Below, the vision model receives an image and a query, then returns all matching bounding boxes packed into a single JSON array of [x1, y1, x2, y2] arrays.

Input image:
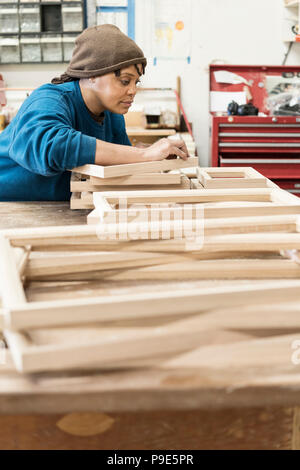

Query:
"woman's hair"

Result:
[[114, 63, 145, 77], [52, 63, 145, 85]]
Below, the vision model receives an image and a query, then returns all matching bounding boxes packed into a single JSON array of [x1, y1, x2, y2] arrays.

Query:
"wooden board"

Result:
[[1, 316, 239, 373], [71, 176, 191, 194], [96, 259, 300, 281], [81, 172, 182, 187], [24, 251, 184, 280], [3, 219, 300, 249], [99, 188, 273, 204], [87, 213, 300, 237], [5, 280, 300, 331]]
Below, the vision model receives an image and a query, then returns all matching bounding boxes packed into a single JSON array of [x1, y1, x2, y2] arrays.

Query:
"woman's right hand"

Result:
[[142, 138, 189, 161]]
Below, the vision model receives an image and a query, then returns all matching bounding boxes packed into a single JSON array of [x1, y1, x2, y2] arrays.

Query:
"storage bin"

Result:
[[20, 36, 41, 62], [62, 5, 83, 32], [19, 6, 40, 32], [41, 36, 62, 62], [0, 37, 20, 63], [0, 7, 19, 33], [62, 35, 76, 61]]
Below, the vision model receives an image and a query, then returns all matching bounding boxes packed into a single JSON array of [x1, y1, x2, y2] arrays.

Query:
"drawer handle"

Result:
[[219, 143, 300, 148], [220, 158, 300, 164], [219, 133, 300, 137]]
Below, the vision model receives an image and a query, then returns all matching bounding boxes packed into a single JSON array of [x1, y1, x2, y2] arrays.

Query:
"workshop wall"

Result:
[[1, 0, 300, 165]]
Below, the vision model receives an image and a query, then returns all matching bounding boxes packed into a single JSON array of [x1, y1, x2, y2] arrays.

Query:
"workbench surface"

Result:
[[0, 202, 89, 229], [0, 202, 299, 449]]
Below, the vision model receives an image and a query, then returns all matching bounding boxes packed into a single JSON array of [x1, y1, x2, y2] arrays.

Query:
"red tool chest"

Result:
[[210, 65, 300, 195]]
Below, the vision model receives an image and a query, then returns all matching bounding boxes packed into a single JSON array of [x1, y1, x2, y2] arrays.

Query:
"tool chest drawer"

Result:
[[212, 117, 300, 185]]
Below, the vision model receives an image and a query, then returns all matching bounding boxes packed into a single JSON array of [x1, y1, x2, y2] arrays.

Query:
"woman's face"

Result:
[[89, 64, 142, 114]]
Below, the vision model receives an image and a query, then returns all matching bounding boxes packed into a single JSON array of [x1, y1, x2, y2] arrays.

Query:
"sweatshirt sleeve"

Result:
[[8, 95, 96, 177], [110, 113, 132, 147]]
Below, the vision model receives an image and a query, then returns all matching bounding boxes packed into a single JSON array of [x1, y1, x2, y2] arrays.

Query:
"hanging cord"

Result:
[[173, 89, 194, 138], [282, 41, 294, 66]]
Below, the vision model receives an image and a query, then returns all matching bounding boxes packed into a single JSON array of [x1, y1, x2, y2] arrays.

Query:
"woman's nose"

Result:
[[127, 83, 137, 96]]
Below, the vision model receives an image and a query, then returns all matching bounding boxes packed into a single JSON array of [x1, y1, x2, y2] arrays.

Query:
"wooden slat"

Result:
[[202, 232, 300, 252], [71, 176, 187, 192], [3, 219, 300, 248], [83, 199, 300, 217], [100, 188, 273, 204], [6, 280, 300, 330], [0, 316, 237, 373], [87, 214, 299, 237], [24, 251, 183, 279], [161, 333, 300, 371], [89, 173, 182, 186], [99, 259, 300, 281], [0, 236, 31, 371]]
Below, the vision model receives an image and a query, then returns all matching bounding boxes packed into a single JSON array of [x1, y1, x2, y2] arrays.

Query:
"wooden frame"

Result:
[[1, 234, 300, 373], [197, 167, 268, 189], [86, 187, 300, 221], [3, 235, 300, 373], [76, 187, 282, 210], [72, 157, 198, 179], [3, 224, 300, 331]]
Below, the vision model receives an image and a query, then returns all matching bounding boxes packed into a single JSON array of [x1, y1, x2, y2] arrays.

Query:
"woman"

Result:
[[0, 24, 189, 201]]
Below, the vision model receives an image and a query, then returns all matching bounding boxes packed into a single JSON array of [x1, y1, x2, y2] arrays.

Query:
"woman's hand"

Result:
[[142, 138, 189, 161]]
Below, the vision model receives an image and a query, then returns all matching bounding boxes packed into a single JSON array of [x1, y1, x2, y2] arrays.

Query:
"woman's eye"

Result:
[[121, 81, 130, 86]]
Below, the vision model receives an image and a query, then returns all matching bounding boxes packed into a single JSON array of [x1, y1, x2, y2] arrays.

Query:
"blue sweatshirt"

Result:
[[0, 80, 131, 201]]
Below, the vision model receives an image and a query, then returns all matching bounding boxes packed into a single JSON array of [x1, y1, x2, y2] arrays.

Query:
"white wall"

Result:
[[136, 0, 300, 165], [1, 0, 300, 165]]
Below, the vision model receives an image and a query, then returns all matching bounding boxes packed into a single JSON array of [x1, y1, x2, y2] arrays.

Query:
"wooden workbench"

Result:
[[0, 201, 299, 450]]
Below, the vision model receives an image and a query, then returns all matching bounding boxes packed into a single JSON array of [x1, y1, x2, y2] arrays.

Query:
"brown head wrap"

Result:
[[52, 24, 147, 84]]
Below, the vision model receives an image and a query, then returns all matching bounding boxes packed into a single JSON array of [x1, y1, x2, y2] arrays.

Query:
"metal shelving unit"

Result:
[[0, 0, 86, 63]]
